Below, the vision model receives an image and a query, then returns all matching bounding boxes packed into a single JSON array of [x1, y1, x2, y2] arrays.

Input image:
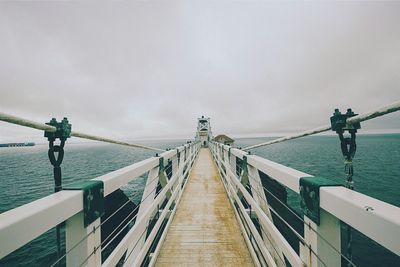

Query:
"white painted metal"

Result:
[[158, 149, 177, 161], [132, 160, 192, 267], [171, 153, 179, 177], [229, 149, 237, 178], [0, 142, 200, 266], [123, 148, 187, 266], [320, 186, 400, 255], [230, 147, 248, 159], [224, 173, 278, 267], [94, 157, 158, 196], [178, 147, 185, 177], [229, 196, 263, 267], [210, 141, 400, 267], [0, 190, 82, 259], [170, 152, 180, 191], [300, 211, 341, 267], [223, 147, 229, 167], [3, 134, 400, 266], [248, 165, 286, 267], [146, 160, 196, 267], [124, 166, 160, 266], [65, 213, 101, 267], [224, 161, 303, 267], [247, 154, 310, 193], [210, 146, 263, 267], [102, 147, 198, 266], [211, 142, 303, 265]]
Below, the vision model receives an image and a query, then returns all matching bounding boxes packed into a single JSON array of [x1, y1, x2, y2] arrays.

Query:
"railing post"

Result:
[[247, 165, 285, 267], [223, 147, 229, 170], [301, 211, 341, 267], [229, 148, 236, 176], [64, 180, 104, 267], [216, 144, 222, 170], [300, 177, 342, 266], [124, 165, 160, 265], [171, 153, 179, 190], [172, 153, 179, 175], [178, 149, 185, 178], [65, 214, 101, 267]]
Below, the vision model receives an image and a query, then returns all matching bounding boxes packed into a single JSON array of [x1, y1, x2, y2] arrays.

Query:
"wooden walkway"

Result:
[[155, 148, 254, 267]]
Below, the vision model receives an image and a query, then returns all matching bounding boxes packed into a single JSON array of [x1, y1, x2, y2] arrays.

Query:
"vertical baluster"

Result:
[[301, 210, 341, 266], [124, 165, 160, 266], [65, 214, 101, 267]]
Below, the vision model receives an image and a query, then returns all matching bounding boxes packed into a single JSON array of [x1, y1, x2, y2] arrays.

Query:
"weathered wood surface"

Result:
[[155, 148, 254, 267]]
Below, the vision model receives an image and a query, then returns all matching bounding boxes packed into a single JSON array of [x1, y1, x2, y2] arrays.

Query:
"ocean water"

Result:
[[0, 135, 399, 266]]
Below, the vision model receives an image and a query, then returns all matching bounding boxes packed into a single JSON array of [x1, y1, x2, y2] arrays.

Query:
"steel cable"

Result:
[[0, 112, 165, 152], [243, 100, 400, 151]]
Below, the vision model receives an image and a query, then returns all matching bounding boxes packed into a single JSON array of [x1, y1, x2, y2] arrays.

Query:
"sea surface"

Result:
[[0, 135, 399, 266]]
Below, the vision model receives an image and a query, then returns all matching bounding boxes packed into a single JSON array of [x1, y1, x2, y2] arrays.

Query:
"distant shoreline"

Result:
[[0, 142, 35, 148]]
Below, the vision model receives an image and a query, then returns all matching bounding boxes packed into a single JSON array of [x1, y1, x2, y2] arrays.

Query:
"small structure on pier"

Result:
[[195, 116, 212, 147], [214, 134, 234, 146]]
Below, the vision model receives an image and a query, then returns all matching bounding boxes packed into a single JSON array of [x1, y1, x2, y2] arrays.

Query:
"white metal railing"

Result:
[[0, 141, 201, 266], [209, 141, 400, 267]]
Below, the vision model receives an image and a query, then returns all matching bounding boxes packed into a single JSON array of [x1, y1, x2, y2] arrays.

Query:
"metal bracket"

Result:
[[330, 108, 361, 134], [64, 180, 104, 227], [299, 177, 342, 225], [44, 117, 72, 141]]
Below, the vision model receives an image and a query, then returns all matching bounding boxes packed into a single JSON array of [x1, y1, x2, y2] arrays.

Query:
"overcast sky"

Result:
[[0, 1, 399, 143]]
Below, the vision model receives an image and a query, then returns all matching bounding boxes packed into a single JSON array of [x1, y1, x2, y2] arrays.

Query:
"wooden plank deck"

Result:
[[155, 148, 254, 267]]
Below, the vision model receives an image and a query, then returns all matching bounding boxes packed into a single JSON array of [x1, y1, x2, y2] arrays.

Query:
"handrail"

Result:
[[0, 190, 83, 259], [0, 142, 200, 264], [102, 149, 194, 266], [210, 142, 400, 265]]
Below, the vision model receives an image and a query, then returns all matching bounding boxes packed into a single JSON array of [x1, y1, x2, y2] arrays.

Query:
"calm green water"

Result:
[[0, 135, 399, 266]]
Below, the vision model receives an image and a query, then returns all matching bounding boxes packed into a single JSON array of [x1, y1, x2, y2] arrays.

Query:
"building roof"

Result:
[[214, 134, 234, 142]]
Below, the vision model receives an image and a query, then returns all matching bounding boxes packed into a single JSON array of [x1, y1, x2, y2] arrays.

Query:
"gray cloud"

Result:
[[0, 1, 399, 143]]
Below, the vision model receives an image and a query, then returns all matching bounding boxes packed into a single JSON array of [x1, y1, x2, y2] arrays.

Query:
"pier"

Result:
[[155, 148, 253, 266], [1, 103, 400, 266]]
